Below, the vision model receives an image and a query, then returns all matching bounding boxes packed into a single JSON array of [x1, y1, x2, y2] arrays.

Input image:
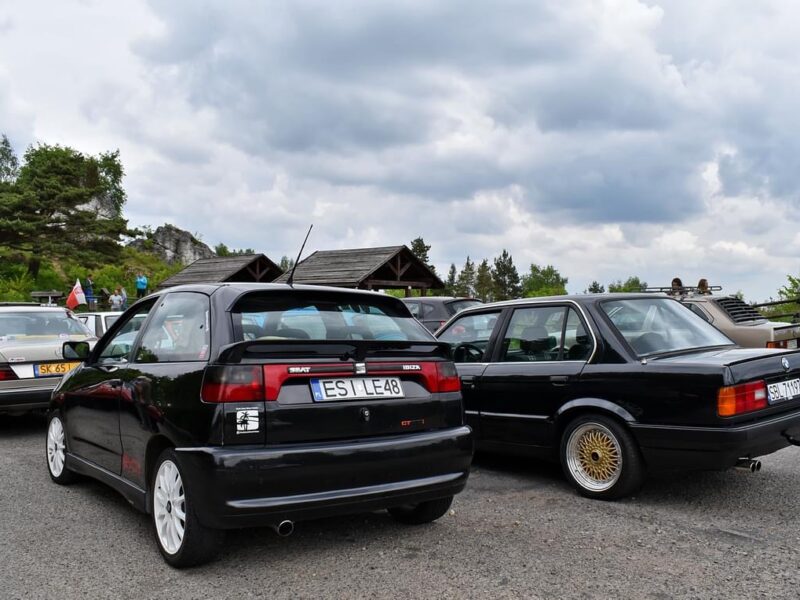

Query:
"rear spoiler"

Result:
[[217, 339, 452, 363]]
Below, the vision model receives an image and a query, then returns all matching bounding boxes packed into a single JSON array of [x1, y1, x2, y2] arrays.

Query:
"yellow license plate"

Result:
[[34, 362, 80, 377]]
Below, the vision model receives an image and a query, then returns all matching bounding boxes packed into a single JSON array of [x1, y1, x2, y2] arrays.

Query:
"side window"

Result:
[[421, 303, 437, 318], [564, 308, 593, 361], [501, 306, 566, 362], [405, 302, 420, 318], [96, 302, 155, 363], [135, 293, 210, 363], [687, 303, 711, 323], [438, 311, 502, 363]]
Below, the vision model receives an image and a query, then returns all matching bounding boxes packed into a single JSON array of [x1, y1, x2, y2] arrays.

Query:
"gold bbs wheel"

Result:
[[565, 422, 622, 492]]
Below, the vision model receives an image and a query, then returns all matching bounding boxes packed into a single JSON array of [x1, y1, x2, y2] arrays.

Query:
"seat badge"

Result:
[[354, 362, 367, 375], [235, 410, 259, 434], [782, 357, 790, 371]]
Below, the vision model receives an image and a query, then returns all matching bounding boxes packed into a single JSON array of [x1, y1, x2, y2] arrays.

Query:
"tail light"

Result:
[[0, 364, 18, 381], [201, 366, 264, 402], [418, 361, 461, 393], [718, 380, 767, 417], [767, 341, 788, 349]]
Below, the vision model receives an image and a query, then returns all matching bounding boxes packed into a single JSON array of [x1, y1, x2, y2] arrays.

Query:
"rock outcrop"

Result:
[[128, 224, 215, 265]]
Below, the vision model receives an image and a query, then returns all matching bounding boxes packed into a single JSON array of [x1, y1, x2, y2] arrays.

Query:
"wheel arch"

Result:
[[554, 398, 636, 435], [144, 434, 175, 511]]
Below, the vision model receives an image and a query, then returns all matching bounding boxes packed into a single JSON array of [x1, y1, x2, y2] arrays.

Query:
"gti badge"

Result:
[[235, 409, 259, 434], [354, 362, 367, 375], [782, 357, 790, 371]]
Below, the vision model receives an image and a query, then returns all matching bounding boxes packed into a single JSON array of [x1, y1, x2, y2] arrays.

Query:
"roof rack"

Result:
[[643, 285, 723, 296]]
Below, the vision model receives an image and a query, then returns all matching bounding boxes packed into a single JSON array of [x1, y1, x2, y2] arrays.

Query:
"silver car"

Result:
[[76, 311, 123, 337], [0, 303, 96, 414]]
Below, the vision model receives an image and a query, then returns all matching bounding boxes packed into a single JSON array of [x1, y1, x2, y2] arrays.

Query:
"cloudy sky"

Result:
[[2, 0, 799, 300]]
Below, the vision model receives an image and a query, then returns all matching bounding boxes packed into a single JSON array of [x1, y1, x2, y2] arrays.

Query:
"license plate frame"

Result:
[[310, 377, 404, 402], [33, 362, 80, 378], [767, 377, 800, 404]]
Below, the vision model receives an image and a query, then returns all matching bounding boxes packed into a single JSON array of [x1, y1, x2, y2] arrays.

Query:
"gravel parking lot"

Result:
[[2, 414, 800, 600]]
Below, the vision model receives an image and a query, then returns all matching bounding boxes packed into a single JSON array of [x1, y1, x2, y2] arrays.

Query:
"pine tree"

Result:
[[445, 263, 457, 296], [521, 264, 568, 297], [586, 281, 605, 293], [0, 134, 19, 183], [455, 256, 476, 297], [492, 250, 521, 300], [409, 237, 434, 273], [608, 276, 647, 292], [474, 259, 493, 302]]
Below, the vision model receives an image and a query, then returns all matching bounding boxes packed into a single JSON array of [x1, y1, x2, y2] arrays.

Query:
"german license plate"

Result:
[[310, 377, 404, 401], [34, 362, 80, 377], [767, 378, 800, 404]]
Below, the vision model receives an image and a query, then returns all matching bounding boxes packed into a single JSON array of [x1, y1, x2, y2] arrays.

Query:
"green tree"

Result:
[[215, 242, 231, 256], [474, 259, 493, 302], [444, 263, 457, 296], [586, 280, 605, 293], [0, 134, 19, 183], [280, 255, 295, 272], [409, 237, 436, 274], [492, 250, 521, 300], [454, 256, 476, 297], [608, 276, 647, 292], [2, 143, 130, 278], [521, 264, 568, 297]]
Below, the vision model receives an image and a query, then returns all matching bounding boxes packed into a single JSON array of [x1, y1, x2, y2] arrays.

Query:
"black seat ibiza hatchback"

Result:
[[45, 284, 472, 566]]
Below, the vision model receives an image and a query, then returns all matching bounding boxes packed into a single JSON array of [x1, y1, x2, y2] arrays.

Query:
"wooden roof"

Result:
[[157, 254, 283, 289], [273, 245, 443, 290]]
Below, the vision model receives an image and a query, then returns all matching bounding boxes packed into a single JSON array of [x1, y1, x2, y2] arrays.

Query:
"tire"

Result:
[[46, 413, 76, 485], [560, 414, 644, 500], [151, 449, 224, 568], [388, 496, 454, 525]]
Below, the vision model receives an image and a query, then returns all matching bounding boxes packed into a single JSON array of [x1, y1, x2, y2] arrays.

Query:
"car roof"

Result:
[[451, 293, 671, 315], [400, 297, 479, 304], [156, 282, 409, 299], [0, 305, 69, 314]]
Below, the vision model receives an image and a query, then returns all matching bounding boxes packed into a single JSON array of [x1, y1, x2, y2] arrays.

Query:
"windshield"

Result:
[[0, 311, 93, 339], [233, 291, 433, 342], [601, 297, 734, 356]]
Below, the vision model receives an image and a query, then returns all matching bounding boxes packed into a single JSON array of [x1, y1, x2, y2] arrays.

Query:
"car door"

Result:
[[117, 292, 212, 489], [477, 304, 593, 450], [62, 300, 156, 473], [436, 309, 504, 437]]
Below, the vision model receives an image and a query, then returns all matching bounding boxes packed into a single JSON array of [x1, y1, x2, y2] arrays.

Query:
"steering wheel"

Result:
[[453, 343, 484, 363]]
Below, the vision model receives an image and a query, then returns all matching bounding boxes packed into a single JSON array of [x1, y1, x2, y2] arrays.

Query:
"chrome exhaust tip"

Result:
[[274, 520, 294, 537], [735, 458, 761, 473]]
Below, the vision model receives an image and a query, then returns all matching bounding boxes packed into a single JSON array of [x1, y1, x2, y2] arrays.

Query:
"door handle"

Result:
[[550, 375, 569, 386], [461, 376, 476, 389], [99, 365, 120, 373]]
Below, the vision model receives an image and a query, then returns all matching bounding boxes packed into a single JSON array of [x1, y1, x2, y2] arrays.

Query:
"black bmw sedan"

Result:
[[45, 284, 472, 567], [435, 293, 800, 500]]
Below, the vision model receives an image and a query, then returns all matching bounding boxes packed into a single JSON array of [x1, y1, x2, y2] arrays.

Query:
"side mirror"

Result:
[[63, 341, 91, 361]]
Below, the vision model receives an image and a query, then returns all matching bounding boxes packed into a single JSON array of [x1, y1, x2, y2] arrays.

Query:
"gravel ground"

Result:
[[2, 413, 800, 599]]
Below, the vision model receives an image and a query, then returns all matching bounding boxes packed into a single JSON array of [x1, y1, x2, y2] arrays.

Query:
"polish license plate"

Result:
[[34, 362, 80, 377], [767, 378, 800, 404], [310, 377, 404, 401]]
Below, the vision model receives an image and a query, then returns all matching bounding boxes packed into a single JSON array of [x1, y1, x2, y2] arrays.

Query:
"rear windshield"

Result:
[[601, 297, 733, 356], [232, 291, 433, 342], [0, 311, 93, 339], [447, 299, 482, 315]]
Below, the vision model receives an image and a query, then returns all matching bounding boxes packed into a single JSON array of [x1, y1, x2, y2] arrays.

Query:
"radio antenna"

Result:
[[286, 224, 313, 287]]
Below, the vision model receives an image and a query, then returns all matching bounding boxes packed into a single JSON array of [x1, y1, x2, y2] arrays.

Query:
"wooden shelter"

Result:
[[157, 254, 282, 289], [274, 245, 443, 296]]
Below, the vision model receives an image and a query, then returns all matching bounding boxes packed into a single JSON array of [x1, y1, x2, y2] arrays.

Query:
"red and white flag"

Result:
[[66, 278, 86, 310]]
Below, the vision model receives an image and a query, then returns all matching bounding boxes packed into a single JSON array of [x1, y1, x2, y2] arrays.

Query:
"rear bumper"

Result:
[[631, 410, 800, 470], [0, 385, 54, 412], [175, 426, 474, 529]]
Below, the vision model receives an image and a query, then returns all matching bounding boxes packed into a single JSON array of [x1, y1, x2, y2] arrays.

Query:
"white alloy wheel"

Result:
[[47, 417, 66, 477], [154, 459, 186, 555]]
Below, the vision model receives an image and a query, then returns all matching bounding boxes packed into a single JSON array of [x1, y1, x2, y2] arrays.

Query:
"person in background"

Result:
[[84, 274, 95, 310], [120, 286, 129, 310], [670, 277, 684, 296], [136, 273, 148, 299], [697, 278, 712, 295], [109, 287, 124, 311]]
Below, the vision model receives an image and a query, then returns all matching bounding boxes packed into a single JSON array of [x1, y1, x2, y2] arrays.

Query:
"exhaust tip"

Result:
[[753, 460, 762, 472], [735, 458, 761, 473], [276, 520, 294, 537]]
